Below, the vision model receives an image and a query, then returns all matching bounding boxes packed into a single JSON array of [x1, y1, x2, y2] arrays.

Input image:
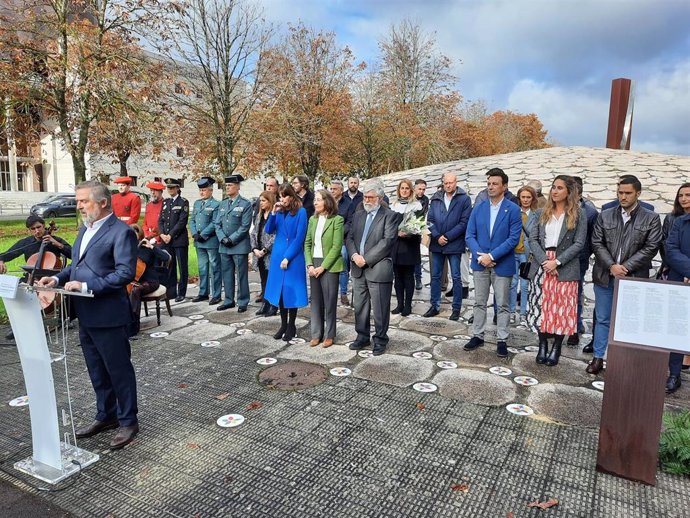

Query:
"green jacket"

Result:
[[304, 214, 345, 272]]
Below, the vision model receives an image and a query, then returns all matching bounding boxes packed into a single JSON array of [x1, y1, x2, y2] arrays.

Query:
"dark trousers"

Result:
[[669, 353, 684, 377], [258, 258, 268, 298], [79, 325, 138, 426], [164, 245, 188, 298], [394, 264, 416, 310], [128, 280, 159, 336], [352, 276, 392, 347], [309, 258, 339, 340]]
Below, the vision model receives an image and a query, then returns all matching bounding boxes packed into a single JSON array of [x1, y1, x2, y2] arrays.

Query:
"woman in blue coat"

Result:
[[264, 183, 308, 341], [664, 182, 690, 394]]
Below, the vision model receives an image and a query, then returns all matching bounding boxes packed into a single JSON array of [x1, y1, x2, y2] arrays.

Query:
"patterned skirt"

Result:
[[526, 250, 578, 335]]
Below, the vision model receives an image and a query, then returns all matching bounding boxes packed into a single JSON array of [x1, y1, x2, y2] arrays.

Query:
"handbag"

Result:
[[519, 259, 531, 280]]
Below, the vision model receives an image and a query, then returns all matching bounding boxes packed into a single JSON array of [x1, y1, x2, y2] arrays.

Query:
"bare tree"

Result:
[[157, 0, 273, 179]]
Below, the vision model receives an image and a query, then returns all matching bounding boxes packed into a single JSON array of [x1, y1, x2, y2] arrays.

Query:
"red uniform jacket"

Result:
[[143, 199, 163, 242], [112, 191, 141, 225]]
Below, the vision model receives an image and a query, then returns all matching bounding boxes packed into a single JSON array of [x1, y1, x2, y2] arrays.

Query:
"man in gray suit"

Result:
[[346, 180, 400, 355]]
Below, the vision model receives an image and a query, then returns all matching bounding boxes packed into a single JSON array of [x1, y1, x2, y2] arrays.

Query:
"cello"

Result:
[[24, 221, 64, 311]]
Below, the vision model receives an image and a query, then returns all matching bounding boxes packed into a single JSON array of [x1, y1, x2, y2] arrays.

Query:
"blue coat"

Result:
[[263, 208, 308, 308], [190, 197, 220, 249], [665, 214, 690, 282], [466, 198, 522, 276], [56, 214, 137, 327], [427, 188, 472, 254]]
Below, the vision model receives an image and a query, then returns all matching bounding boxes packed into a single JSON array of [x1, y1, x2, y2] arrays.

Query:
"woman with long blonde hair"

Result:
[[526, 175, 587, 366]]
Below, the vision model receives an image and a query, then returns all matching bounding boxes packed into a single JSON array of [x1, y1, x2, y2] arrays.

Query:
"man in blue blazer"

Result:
[[464, 168, 522, 357], [39, 181, 139, 449]]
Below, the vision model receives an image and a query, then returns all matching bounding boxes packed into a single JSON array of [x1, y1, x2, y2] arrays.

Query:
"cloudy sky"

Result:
[[261, 0, 689, 156]]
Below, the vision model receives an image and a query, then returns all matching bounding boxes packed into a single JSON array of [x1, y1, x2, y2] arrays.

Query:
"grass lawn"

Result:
[[0, 217, 199, 323]]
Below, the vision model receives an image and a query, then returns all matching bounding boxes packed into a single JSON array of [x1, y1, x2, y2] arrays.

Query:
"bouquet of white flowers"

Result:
[[398, 211, 429, 236]]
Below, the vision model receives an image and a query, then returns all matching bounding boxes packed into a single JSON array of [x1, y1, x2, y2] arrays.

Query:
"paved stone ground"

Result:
[[1, 269, 689, 517]]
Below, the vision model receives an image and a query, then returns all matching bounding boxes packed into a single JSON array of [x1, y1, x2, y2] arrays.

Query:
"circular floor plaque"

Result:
[[258, 361, 328, 390], [524, 346, 539, 352], [194, 320, 210, 325], [236, 329, 253, 335], [506, 403, 534, 416], [150, 332, 169, 338], [201, 341, 220, 348], [489, 366, 513, 377], [9, 396, 29, 407], [188, 314, 205, 320], [412, 351, 433, 360], [217, 414, 245, 427], [329, 367, 352, 377], [436, 361, 458, 369], [358, 350, 374, 358], [256, 357, 277, 365], [429, 335, 448, 342], [513, 376, 539, 386], [412, 382, 438, 393], [507, 347, 522, 354], [289, 338, 306, 345]]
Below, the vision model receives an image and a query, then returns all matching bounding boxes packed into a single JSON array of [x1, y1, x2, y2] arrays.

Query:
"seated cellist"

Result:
[[128, 224, 171, 336], [0, 215, 72, 275]]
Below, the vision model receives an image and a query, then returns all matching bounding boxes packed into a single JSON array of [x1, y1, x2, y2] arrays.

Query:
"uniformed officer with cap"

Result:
[[112, 176, 141, 225], [159, 178, 190, 302], [215, 174, 252, 311], [190, 176, 222, 305]]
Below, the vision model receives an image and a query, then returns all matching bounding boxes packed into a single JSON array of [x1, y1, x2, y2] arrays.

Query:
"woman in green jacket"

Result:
[[305, 190, 345, 347]]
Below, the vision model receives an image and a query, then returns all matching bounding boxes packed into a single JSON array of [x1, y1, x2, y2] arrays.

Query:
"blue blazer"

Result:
[[56, 214, 137, 328], [466, 198, 522, 276], [666, 214, 690, 282]]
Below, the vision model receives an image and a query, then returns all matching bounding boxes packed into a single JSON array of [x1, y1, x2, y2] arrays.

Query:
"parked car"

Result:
[[30, 195, 77, 218]]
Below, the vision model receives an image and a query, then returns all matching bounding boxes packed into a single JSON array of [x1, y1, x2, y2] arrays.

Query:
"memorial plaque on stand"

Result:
[[597, 278, 690, 485]]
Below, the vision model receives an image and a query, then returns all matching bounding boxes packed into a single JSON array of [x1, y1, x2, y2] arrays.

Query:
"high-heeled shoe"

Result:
[[391, 306, 402, 315], [282, 324, 296, 342], [265, 305, 278, 317], [401, 306, 412, 316]]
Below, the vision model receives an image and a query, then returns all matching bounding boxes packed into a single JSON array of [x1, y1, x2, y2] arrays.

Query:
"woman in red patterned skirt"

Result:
[[526, 175, 587, 366]]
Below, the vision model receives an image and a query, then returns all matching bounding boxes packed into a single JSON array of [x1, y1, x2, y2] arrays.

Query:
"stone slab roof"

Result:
[[380, 146, 690, 213]]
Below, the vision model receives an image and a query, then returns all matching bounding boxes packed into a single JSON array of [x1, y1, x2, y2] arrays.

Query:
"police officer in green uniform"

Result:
[[190, 176, 222, 305], [215, 174, 253, 311], [159, 178, 190, 302]]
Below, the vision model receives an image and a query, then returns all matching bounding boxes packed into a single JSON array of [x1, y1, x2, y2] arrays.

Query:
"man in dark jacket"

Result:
[[424, 173, 472, 321], [159, 178, 190, 302], [587, 176, 662, 374], [601, 175, 655, 212], [292, 175, 315, 218], [330, 179, 355, 305]]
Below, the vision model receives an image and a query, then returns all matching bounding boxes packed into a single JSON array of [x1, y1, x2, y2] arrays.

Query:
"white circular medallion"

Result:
[[358, 350, 374, 358], [592, 381, 605, 391], [436, 361, 457, 369], [489, 366, 513, 377], [233, 322, 246, 327], [194, 319, 210, 325], [329, 367, 352, 377], [513, 376, 539, 386], [188, 314, 205, 320], [524, 345, 539, 352], [236, 329, 253, 335], [150, 332, 169, 338], [453, 335, 471, 340], [507, 347, 522, 354], [429, 335, 448, 342], [9, 395, 29, 407], [413, 382, 438, 393], [289, 338, 306, 345], [201, 341, 220, 348], [256, 357, 277, 365], [216, 414, 245, 428], [506, 403, 534, 416], [412, 351, 433, 360]]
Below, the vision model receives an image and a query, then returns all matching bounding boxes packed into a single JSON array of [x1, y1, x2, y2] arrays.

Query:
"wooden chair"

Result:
[[141, 253, 173, 326]]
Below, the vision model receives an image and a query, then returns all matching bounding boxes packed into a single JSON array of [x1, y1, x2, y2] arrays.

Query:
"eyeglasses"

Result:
[[363, 195, 379, 201]]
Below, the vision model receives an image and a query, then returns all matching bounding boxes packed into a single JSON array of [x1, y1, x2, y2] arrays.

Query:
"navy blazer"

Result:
[[466, 198, 522, 276], [56, 214, 137, 328]]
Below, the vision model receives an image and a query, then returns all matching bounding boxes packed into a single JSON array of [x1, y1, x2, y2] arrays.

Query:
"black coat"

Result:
[[159, 195, 190, 247], [300, 190, 315, 219]]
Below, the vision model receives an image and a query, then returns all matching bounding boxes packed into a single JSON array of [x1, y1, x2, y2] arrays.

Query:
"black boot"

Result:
[[274, 306, 288, 339], [536, 332, 548, 364], [282, 308, 297, 341], [546, 335, 564, 366], [256, 301, 268, 316], [265, 304, 278, 317]]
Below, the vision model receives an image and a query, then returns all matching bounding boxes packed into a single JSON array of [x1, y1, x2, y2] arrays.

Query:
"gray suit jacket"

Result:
[[346, 206, 400, 283], [527, 209, 587, 282]]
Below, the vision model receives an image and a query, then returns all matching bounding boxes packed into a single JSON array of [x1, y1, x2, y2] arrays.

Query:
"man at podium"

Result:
[[39, 180, 140, 450]]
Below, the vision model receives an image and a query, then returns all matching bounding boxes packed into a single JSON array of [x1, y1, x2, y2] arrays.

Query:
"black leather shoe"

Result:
[[446, 288, 454, 297], [109, 424, 139, 450], [567, 333, 579, 346], [449, 310, 460, 321], [191, 295, 208, 303], [372, 344, 386, 356], [401, 306, 412, 317], [256, 302, 268, 316], [666, 375, 681, 394], [391, 306, 402, 315], [282, 324, 296, 341], [496, 341, 508, 358], [462, 287, 469, 299], [265, 305, 278, 317], [349, 340, 371, 350], [75, 419, 119, 439], [238, 306, 247, 313], [586, 357, 604, 374], [209, 296, 222, 305], [582, 340, 594, 354], [415, 279, 423, 290], [536, 332, 548, 364], [463, 337, 485, 351], [174, 296, 185, 303], [217, 302, 236, 311], [423, 307, 440, 318]]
